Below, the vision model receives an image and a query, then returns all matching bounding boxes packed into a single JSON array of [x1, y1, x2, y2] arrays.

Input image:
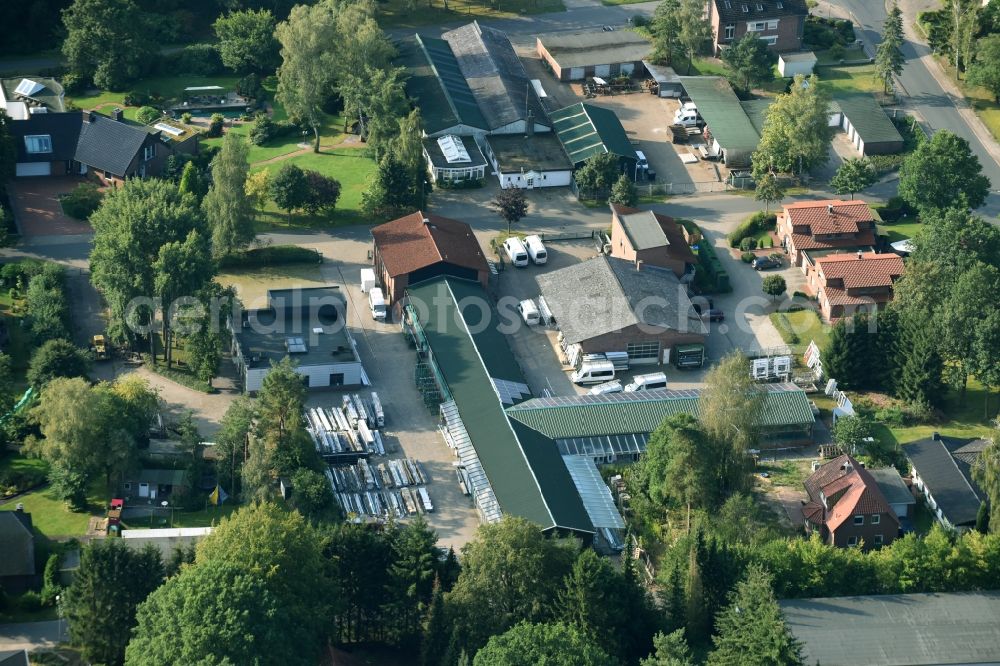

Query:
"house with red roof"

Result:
[[806, 251, 905, 322], [777, 200, 878, 269], [802, 455, 900, 550]]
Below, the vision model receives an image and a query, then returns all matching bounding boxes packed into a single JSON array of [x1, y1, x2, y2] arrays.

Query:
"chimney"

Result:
[[932, 431, 940, 441], [857, 250, 863, 260], [112, 108, 124, 122], [525, 109, 535, 137], [827, 204, 834, 215], [635, 259, 644, 272], [85, 110, 97, 123]]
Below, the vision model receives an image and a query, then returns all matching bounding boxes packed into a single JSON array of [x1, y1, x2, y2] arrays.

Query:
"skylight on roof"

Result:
[[285, 337, 308, 354], [437, 135, 471, 163], [153, 122, 184, 137], [14, 79, 44, 97]]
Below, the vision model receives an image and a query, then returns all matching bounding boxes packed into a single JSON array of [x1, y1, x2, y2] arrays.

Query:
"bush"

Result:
[[868, 154, 906, 175], [171, 43, 225, 76], [61, 72, 87, 95], [828, 43, 846, 61], [219, 245, 321, 268], [728, 211, 776, 247], [632, 14, 650, 27], [874, 406, 910, 427], [696, 238, 732, 293], [878, 195, 915, 223], [134, 106, 160, 125], [123, 90, 150, 107], [181, 112, 192, 124], [739, 237, 757, 251], [804, 16, 855, 49], [741, 251, 755, 263], [17, 591, 42, 612], [0, 464, 47, 497], [207, 113, 225, 138], [236, 73, 263, 99], [248, 113, 275, 145], [60, 183, 103, 221]]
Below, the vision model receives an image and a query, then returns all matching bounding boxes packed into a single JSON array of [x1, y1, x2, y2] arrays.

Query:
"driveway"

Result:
[[7, 177, 93, 237], [0, 620, 67, 652]]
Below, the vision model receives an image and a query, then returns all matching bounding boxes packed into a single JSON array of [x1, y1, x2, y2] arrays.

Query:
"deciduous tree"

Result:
[[652, 0, 684, 66], [268, 163, 310, 219], [698, 353, 761, 495], [723, 33, 777, 92], [610, 173, 638, 206], [203, 132, 255, 257], [574, 152, 621, 197], [214, 9, 280, 74], [153, 230, 214, 367], [64, 539, 163, 666], [473, 621, 611, 666], [677, 0, 713, 73], [62, 0, 154, 89], [762, 273, 786, 300], [967, 35, 1000, 103], [275, 3, 337, 152], [26, 339, 89, 388], [490, 188, 529, 236], [831, 158, 877, 199], [898, 130, 990, 213], [973, 436, 1000, 533], [754, 75, 832, 175]]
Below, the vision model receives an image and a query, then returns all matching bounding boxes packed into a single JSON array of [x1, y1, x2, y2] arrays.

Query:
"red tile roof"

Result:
[[784, 199, 875, 235], [803, 455, 899, 533], [817, 252, 904, 289], [371, 211, 488, 278], [610, 203, 696, 263], [789, 229, 877, 251]]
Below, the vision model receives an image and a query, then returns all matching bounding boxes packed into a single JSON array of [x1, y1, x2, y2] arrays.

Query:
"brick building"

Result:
[[609, 203, 697, 281], [803, 455, 900, 550], [708, 0, 809, 55], [807, 251, 904, 322], [777, 200, 878, 267]]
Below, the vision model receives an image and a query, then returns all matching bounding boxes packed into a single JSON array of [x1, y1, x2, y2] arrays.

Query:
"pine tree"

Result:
[[896, 318, 945, 408], [685, 533, 710, 643], [609, 173, 638, 206], [421, 578, 450, 666], [874, 2, 905, 94], [707, 565, 803, 666], [438, 546, 461, 592], [178, 161, 207, 201], [389, 515, 439, 646]]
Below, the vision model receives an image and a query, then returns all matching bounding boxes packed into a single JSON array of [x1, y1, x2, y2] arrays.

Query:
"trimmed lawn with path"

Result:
[[770, 308, 831, 351]]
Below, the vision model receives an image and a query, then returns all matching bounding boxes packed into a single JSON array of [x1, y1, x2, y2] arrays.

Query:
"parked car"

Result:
[[517, 299, 540, 326], [588, 380, 623, 395], [752, 256, 781, 271]]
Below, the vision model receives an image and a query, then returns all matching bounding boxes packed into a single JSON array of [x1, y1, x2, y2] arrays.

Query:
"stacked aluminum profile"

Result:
[[328, 457, 434, 519]]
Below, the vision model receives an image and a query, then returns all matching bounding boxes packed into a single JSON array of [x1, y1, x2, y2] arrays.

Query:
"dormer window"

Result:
[[756, 2, 763, 9], [24, 135, 52, 154], [143, 144, 156, 161], [776, 1, 783, 6], [742, 4, 749, 11]]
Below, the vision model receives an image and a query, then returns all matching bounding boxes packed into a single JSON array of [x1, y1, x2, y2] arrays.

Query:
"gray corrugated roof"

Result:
[[781, 592, 1000, 666], [537, 30, 652, 69], [410, 34, 489, 133], [867, 467, 914, 507], [536, 255, 705, 345], [75, 114, 153, 176], [443, 22, 548, 131], [619, 211, 668, 250], [836, 93, 904, 147], [905, 436, 983, 527]]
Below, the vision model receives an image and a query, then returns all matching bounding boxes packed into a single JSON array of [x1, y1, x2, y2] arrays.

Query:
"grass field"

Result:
[[67, 75, 242, 111], [770, 309, 831, 351], [252, 148, 378, 229], [217, 264, 325, 309], [890, 379, 996, 446], [377, 0, 563, 27], [756, 458, 812, 487], [0, 480, 106, 540], [817, 63, 881, 95], [878, 218, 921, 244]]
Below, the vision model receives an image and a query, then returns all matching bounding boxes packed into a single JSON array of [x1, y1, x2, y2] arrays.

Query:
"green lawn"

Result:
[[0, 480, 106, 540], [814, 45, 868, 65], [889, 379, 996, 446], [817, 63, 882, 95], [252, 148, 378, 229], [930, 57, 1000, 142], [377, 0, 564, 28], [769, 309, 831, 351], [67, 75, 242, 111], [689, 57, 729, 78], [878, 217, 921, 244], [756, 458, 812, 487]]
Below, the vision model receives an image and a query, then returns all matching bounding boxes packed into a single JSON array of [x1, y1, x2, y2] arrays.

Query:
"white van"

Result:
[[589, 379, 623, 395], [503, 237, 529, 267], [369, 287, 387, 321], [571, 360, 616, 385], [360, 268, 377, 293], [517, 299, 541, 326], [523, 235, 547, 265], [673, 102, 700, 127], [624, 372, 668, 392]]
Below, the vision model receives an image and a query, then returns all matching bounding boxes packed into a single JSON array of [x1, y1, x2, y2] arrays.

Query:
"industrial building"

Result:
[[550, 102, 638, 173], [230, 287, 366, 393], [537, 255, 707, 367], [535, 30, 652, 81], [483, 133, 574, 189]]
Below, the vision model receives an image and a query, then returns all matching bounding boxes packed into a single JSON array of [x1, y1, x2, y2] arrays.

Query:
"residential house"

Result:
[[802, 454, 900, 549], [537, 255, 707, 367], [371, 211, 490, 313], [535, 30, 651, 81], [0, 510, 36, 593], [777, 200, 878, 267], [124, 469, 189, 503], [806, 251, 905, 322], [9, 111, 84, 177], [707, 0, 808, 55], [781, 591, 1000, 666], [230, 287, 366, 392], [907, 433, 988, 531], [609, 203, 697, 281]]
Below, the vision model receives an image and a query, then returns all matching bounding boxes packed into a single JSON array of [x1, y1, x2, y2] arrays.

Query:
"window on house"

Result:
[[143, 144, 155, 161], [724, 24, 736, 39], [124, 482, 132, 491], [24, 135, 52, 154], [749, 21, 767, 31], [767, 19, 778, 29], [853, 515, 864, 525], [626, 341, 660, 361], [724, 0, 732, 7], [760, 35, 778, 45], [776, 0, 783, 6], [874, 534, 884, 546], [847, 536, 859, 547], [755, 3, 763, 9], [871, 514, 880, 525], [741, 4, 749, 11]]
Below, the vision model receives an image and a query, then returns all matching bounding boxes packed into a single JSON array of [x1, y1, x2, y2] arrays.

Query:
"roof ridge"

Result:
[[414, 34, 468, 131], [938, 437, 986, 502]]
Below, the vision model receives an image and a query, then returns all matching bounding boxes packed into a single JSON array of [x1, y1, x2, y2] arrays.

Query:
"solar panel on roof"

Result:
[[492, 378, 531, 405]]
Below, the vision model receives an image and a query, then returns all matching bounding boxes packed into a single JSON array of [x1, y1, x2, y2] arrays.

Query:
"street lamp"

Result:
[[56, 594, 63, 643]]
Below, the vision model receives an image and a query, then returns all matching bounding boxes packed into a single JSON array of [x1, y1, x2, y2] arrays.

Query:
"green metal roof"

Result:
[[834, 93, 904, 147], [679, 77, 760, 158], [399, 35, 488, 134], [740, 99, 774, 137], [506, 384, 815, 440], [406, 278, 593, 534], [550, 102, 637, 166]]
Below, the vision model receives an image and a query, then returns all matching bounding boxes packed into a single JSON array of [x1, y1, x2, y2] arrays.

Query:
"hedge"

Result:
[[728, 211, 776, 247], [220, 245, 322, 268], [696, 239, 731, 293]]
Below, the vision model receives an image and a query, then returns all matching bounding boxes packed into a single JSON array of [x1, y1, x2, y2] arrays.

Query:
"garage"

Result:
[[536, 30, 652, 82], [15, 162, 51, 177], [569, 67, 584, 80]]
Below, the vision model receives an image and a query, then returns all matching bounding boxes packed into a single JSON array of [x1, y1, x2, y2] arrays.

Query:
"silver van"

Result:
[[523, 235, 547, 265], [571, 360, 616, 385], [624, 372, 668, 392], [503, 237, 529, 267]]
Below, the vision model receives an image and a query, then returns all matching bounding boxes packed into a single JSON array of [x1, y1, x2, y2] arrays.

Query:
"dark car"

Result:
[[752, 256, 781, 271], [706, 308, 725, 322]]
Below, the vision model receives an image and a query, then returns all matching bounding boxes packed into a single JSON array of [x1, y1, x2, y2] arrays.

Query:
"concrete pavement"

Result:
[[0, 620, 67, 652]]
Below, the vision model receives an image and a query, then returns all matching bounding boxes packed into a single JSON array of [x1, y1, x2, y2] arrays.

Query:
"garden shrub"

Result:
[[220, 245, 321, 268], [60, 183, 103, 221], [134, 106, 160, 125], [181, 112, 193, 124], [728, 211, 776, 247], [123, 90, 150, 107], [60, 72, 86, 95], [741, 251, 755, 263], [17, 591, 42, 612], [207, 113, 225, 138], [739, 237, 757, 251]]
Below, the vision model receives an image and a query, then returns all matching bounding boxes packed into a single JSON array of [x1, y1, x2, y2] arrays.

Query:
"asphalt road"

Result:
[[0, 619, 67, 652], [835, 0, 1000, 217]]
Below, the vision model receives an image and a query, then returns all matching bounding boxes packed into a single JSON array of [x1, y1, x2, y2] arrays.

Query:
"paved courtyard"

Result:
[[7, 177, 93, 237]]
